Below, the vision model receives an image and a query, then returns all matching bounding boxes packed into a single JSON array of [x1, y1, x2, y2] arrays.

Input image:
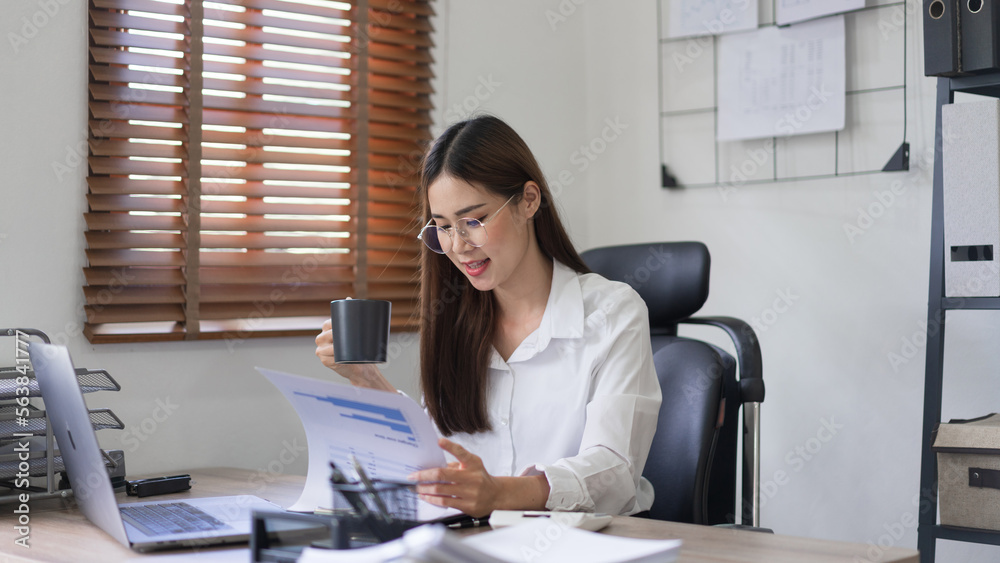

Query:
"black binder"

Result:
[[924, 0, 962, 76], [962, 0, 1000, 72]]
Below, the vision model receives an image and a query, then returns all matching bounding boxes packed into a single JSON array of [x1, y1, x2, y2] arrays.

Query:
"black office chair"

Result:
[[581, 241, 765, 527]]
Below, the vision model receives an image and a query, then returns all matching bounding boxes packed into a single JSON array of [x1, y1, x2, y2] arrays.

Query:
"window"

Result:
[[84, 0, 434, 343]]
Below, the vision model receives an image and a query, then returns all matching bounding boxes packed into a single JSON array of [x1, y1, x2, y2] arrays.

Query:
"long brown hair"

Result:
[[418, 115, 591, 436]]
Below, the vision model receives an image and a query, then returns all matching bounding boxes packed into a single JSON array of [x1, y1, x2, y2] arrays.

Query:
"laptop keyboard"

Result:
[[120, 502, 233, 537]]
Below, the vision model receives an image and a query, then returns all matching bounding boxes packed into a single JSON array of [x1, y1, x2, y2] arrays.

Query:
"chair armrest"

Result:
[[679, 316, 764, 403]]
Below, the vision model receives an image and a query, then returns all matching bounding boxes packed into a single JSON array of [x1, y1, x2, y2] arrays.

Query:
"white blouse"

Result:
[[444, 260, 662, 515]]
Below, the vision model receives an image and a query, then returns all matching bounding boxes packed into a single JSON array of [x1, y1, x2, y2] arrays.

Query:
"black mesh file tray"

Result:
[[0, 408, 124, 441], [0, 368, 120, 400], [0, 455, 66, 481], [0, 328, 126, 504]]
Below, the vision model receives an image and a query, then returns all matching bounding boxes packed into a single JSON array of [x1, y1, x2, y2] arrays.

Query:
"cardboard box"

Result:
[[933, 413, 1000, 530]]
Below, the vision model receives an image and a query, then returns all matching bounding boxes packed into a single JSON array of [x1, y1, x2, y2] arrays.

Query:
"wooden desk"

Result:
[[2, 468, 919, 563]]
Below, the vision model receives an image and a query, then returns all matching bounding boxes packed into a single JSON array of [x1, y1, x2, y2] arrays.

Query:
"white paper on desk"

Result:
[[667, 0, 758, 39], [717, 14, 845, 142], [464, 520, 682, 563], [775, 0, 864, 26], [299, 521, 682, 563], [258, 368, 458, 521]]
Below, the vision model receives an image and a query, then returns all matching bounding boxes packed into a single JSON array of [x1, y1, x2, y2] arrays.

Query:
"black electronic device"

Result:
[[125, 474, 192, 497]]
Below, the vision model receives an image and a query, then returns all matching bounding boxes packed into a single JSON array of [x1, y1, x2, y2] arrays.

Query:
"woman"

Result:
[[315, 115, 661, 518]]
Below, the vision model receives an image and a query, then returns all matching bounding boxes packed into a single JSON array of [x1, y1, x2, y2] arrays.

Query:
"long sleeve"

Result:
[[532, 287, 661, 514]]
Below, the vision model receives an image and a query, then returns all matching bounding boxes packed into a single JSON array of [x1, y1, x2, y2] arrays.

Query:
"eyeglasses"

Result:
[[417, 195, 517, 254]]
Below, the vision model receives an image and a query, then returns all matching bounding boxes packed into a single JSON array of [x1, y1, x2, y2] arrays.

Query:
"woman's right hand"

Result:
[[315, 319, 397, 393]]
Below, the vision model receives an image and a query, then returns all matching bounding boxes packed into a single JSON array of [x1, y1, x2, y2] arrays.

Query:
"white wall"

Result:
[[3, 1, 998, 560]]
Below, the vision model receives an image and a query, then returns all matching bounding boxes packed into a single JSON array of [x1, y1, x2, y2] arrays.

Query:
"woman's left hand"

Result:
[[408, 438, 501, 518]]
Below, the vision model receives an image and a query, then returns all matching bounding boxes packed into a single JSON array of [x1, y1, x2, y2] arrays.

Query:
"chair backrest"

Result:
[[580, 242, 710, 348], [581, 242, 738, 524]]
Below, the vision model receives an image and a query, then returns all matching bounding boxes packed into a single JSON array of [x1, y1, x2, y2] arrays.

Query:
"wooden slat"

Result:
[[198, 233, 355, 250], [85, 323, 187, 343], [368, 26, 433, 48], [84, 267, 186, 286], [370, 169, 419, 189], [202, 77, 350, 102], [199, 266, 354, 284], [198, 181, 349, 199], [90, 84, 186, 107], [203, 108, 349, 133], [370, 57, 434, 80], [90, 140, 184, 159], [89, 65, 188, 89], [199, 284, 355, 303], [91, 0, 186, 17], [85, 212, 184, 231], [369, 186, 418, 204], [369, 73, 434, 95], [199, 165, 351, 184], [200, 301, 330, 320], [201, 95, 351, 121], [208, 8, 351, 38], [203, 24, 349, 53], [199, 251, 357, 267], [211, 0, 349, 19], [367, 233, 420, 252], [87, 194, 185, 213], [199, 147, 350, 167], [86, 249, 185, 267], [86, 231, 185, 249], [89, 157, 185, 177], [204, 42, 347, 69], [371, 90, 433, 111], [90, 120, 187, 142], [88, 177, 184, 195], [369, 122, 432, 141], [90, 28, 186, 52], [201, 216, 359, 232], [370, 11, 433, 33], [85, 304, 185, 323], [90, 102, 185, 124], [204, 129, 351, 151], [371, 0, 435, 18], [90, 10, 187, 35], [83, 286, 185, 305], [369, 42, 434, 64], [369, 105, 432, 126]]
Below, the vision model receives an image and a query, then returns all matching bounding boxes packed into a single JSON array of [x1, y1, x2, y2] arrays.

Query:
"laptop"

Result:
[[28, 342, 280, 552]]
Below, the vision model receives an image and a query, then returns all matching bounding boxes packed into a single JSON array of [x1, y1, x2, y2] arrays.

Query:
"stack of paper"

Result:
[[298, 519, 682, 563]]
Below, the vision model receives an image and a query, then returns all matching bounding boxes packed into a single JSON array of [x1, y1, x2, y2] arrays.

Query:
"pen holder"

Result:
[[330, 480, 422, 544]]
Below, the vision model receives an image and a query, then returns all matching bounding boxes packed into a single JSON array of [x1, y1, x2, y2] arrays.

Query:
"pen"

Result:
[[447, 516, 490, 529], [350, 454, 393, 522], [329, 461, 371, 519]]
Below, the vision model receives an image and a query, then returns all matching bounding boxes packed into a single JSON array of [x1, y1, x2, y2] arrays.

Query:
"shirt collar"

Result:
[[543, 260, 585, 340], [490, 260, 586, 368]]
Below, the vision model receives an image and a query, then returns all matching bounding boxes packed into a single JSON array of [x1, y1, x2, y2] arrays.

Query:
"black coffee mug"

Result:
[[329, 299, 391, 363]]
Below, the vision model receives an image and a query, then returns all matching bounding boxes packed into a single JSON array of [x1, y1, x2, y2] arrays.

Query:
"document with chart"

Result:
[[258, 368, 457, 521], [717, 14, 845, 141]]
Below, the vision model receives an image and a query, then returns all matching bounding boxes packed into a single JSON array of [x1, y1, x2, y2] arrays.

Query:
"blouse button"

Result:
[[500, 417, 509, 426]]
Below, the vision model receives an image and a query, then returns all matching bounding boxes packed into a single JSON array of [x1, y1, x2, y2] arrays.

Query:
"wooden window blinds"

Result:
[[84, 0, 434, 343]]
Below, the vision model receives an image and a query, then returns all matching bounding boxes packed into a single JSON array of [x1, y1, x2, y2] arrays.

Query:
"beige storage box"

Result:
[[933, 413, 1000, 530]]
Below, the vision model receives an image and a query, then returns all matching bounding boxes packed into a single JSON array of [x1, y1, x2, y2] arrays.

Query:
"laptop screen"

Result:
[[28, 342, 130, 546]]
